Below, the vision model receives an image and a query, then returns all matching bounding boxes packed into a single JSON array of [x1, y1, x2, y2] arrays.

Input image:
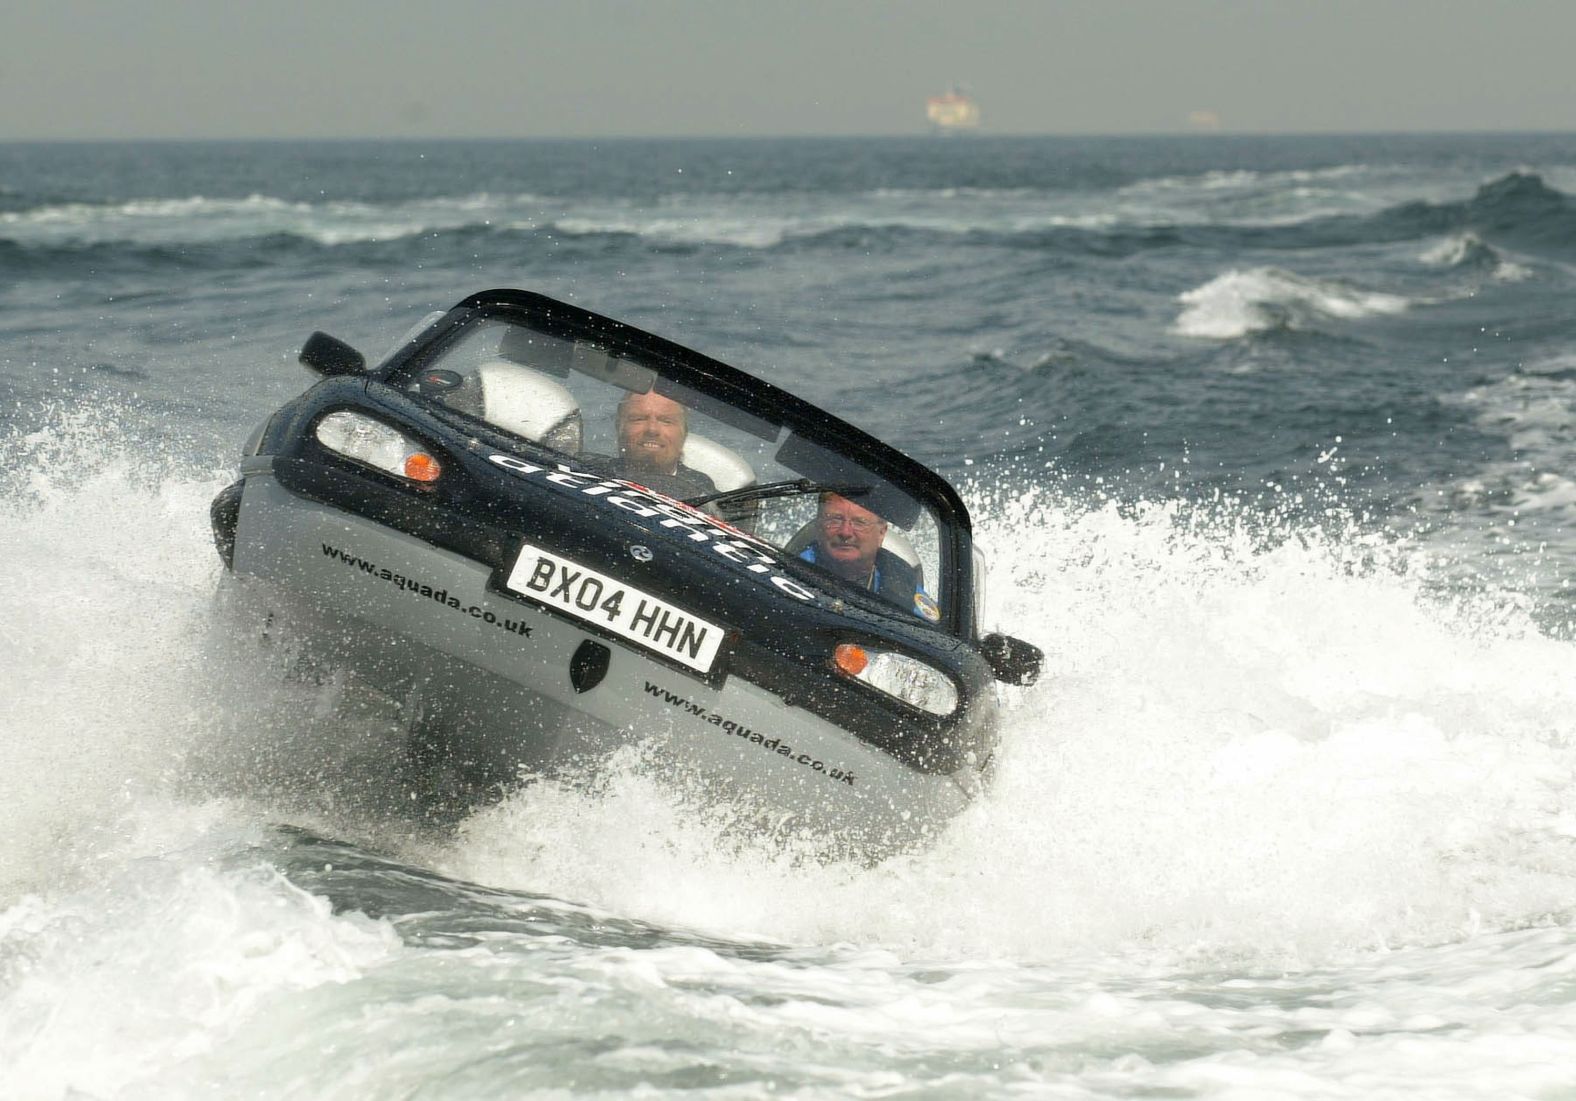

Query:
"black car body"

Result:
[[212, 290, 1040, 851]]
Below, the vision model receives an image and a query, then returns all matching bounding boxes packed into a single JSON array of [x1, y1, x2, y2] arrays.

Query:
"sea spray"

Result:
[[0, 410, 228, 897], [6, 135, 1576, 1099], [430, 480, 1576, 967]]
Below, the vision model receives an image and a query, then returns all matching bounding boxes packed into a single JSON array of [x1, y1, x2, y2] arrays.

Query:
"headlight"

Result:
[[315, 411, 442, 483], [833, 643, 959, 716], [541, 409, 583, 455]]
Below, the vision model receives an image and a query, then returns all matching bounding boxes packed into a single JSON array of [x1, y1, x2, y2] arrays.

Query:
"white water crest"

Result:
[[1419, 232, 1532, 282], [1424, 368, 1576, 603], [0, 169, 1479, 252], [1420, 231, 1489, 268], [1123, 164, 1385, 194], [0, 412, 229, 897], [1176, 266, 1412, 339], [2, 818, 400, 1101], [1115, 163, 1396, 226], [0, 189, 1118, 250], [434, 482, 1576, 963], [4, 414, 1576, 1099], [0, 192, 548, 247]]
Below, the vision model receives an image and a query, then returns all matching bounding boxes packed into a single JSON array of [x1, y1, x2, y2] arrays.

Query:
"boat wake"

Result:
[[2, 412, 1575, 974]]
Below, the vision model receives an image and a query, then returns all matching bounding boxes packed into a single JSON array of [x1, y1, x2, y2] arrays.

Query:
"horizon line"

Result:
[[3, 127, 1574, 145]]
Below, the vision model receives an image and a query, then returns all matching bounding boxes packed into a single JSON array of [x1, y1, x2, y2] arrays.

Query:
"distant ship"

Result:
[[926, 86, 980, 134]]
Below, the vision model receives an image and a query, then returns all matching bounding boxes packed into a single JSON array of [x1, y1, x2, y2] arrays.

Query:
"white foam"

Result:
[[1176, 266, 1412, 339], [552, 214, 800, 249], [1419, 232, 1532, 282], [1420, 232, 1482, 266], [0, 414, 408, 1097], [0, 815, 398, 1099], [0, 178, 1404, 253], [7, 405, 1573, 978], [0, 411, 236, 896], [0, 191, 551, 247], [4, 406, 1576, 1097], [431, 482, 1576, 971], [867, 185, 1047, 200], [1424, 372, 1576, 599], [1495, 258, 1533, 282], [1125, 165, 1380, 195]]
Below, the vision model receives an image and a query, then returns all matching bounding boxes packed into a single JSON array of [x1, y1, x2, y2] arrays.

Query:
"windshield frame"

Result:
[[376, 288, 978, 637]]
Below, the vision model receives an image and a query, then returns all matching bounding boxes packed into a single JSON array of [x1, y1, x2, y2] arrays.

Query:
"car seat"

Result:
[[679, 433, 755, 493], [474, 360, 583, 454]]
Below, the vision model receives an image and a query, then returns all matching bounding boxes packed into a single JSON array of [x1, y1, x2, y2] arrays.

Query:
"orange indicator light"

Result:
[[404, 452, 442, 482], [833, 643, 869, 676]]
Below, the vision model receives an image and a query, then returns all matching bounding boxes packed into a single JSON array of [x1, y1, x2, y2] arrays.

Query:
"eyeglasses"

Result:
[[820, 513, 880, 533]]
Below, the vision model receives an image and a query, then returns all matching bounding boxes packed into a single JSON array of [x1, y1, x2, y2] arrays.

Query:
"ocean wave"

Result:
[[1, 171, 1572, 261], [1122, 163, 1384, 195], [968, 337, 1136, 374], [1379, 172, 1576, 254], [1116, 170, 1576, 256], [1519, 352, 1576, 380], [0, 168, 1438, 254], [1176, 267, 1411, 340], [1419, 231, 1495, 268], [865, 186, 1051, 200], [0, 190, 1005, 251], [0, 217, 1158, 271], [1107, 164, 1405, 231], [1111, 171, 1576, 258], [1418, 232, 1532, 282], [0, 191, 553, 248], [431, 477, 1576, 962], [1423, 372, 1576, 590], [551, 215, 797, 249], [1446, 371, 1576, 456], [1459, 170, 1572, 229]]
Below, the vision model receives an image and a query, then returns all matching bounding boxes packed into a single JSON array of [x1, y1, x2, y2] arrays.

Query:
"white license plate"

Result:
[[504, 542, 724, 673]]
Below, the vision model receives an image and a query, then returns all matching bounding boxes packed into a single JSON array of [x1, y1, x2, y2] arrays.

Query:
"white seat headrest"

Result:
[[879, 526, 921, 569], [680, 433, 755, 493], [476, 360, 581, 452]]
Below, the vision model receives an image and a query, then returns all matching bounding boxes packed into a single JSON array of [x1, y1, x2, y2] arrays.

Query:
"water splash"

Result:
[[0, 409, 233, 895], [432, 479, 1576, 967], [3, 410, 1575, 975]]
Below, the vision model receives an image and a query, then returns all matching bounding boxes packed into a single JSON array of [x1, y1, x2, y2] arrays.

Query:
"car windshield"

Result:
[[392, 312, 960, 627]]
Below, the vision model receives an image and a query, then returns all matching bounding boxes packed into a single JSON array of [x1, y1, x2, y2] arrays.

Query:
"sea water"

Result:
[[2, 134, 1575, 1098]]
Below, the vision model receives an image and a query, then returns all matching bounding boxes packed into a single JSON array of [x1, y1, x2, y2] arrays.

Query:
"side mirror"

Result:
[[980, 633, 1043, 686], [299, 331, 366, 377]]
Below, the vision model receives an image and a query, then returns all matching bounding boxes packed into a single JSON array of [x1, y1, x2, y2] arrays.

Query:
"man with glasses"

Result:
[[798, 492, 938, 621]]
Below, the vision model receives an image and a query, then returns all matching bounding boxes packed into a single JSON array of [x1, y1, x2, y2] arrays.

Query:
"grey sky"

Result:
[[3, 0, 1571, 140]]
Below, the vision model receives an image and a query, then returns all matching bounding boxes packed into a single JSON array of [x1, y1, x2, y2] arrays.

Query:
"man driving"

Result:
[[611, 390, 717, 500], [798, 492, 940, 621]]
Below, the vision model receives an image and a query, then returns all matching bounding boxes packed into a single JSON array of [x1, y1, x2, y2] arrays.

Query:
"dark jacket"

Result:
[[608, 460, 717, 501]]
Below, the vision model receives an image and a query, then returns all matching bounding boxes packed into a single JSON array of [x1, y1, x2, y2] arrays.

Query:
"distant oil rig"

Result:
[[926, 86, 980, 134]]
